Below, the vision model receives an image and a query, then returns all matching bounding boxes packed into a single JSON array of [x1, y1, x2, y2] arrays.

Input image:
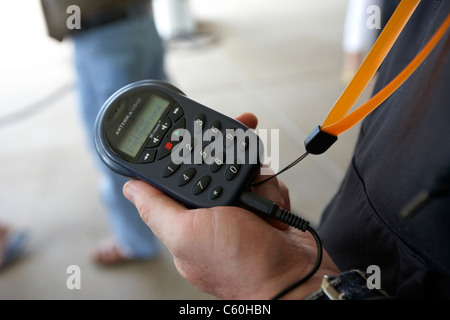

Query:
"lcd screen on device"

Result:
[[117, 95, 170, 158]]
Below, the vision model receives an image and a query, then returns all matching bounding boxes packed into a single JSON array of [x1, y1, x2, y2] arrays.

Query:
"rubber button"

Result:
[[170, 103, 184, 121], [224, 130, 235, 148], [194, 113, 205, 133], [209, 186, 222, 200], [161, 162, 181, 178], [158, 118, 186, 160], [225, 163, 240, 181], [177, 168, 196, 187], [192, 176, 211, 195], [138, 149, 157, 164], [210, 153, 225, 173]]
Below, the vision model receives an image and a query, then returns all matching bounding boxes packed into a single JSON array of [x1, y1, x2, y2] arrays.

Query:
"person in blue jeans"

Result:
[[42, 0, 166, 264]]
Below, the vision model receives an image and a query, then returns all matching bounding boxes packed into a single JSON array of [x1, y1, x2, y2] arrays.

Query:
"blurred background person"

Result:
[[341, 0, 397, 83], [41, 0, 166, 264], [0, 223, 27, 270], [341, 0, 382, 83]]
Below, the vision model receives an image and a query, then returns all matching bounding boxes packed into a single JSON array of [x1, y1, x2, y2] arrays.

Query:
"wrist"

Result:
[[273, 266, 340, 300], [267, 234, 340, 300]]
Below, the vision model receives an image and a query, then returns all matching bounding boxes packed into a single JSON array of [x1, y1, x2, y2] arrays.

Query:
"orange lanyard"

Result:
[[305, 0, 450, 154]]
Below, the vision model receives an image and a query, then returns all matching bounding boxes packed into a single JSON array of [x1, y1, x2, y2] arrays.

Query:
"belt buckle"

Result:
[[321, 275, 346, 300]]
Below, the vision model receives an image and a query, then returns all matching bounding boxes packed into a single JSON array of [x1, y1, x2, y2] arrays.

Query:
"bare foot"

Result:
[[92, 239, 129, 265]]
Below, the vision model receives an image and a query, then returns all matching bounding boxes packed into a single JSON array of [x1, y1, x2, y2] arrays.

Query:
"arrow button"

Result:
[[170, 103, 184, 121], [138, 149, 157, 163]]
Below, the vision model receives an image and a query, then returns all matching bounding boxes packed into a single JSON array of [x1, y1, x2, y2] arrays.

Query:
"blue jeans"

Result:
[[73, 13, 166, 258]]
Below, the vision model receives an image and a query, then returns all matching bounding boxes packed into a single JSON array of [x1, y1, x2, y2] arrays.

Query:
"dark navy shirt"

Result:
[[319, 0, 450, 298]]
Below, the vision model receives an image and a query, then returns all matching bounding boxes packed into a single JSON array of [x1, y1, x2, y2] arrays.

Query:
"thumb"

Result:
[[123, 179, 186, 229]]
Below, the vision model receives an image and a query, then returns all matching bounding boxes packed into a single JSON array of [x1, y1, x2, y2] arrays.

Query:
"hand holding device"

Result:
[[94, 80, 262, 209], [122, 146, 340, 300], [94, 81, 324, 299]]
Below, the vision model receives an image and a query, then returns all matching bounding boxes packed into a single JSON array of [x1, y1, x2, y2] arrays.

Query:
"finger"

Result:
[[250, 167, 291, 230], [278, 180, 291, 212], [235, 113, 258, 129], [123, 179, 187, 243], [251, 167, 285, 206], [275, 181, 291, 230]]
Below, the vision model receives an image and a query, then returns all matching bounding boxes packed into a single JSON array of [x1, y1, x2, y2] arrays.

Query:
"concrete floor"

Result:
[[0, 0, 374, 299]]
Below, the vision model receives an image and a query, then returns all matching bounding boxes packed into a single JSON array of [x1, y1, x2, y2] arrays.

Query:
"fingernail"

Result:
[[123, 180, 136, 203]]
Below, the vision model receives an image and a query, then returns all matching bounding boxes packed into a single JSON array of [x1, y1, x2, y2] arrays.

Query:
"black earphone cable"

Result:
[[251, 151, 309, 187], [239, 191, 323, 299]]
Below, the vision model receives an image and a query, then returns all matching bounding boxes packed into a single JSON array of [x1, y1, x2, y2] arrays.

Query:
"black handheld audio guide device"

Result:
[[94, 80, 263, 208]]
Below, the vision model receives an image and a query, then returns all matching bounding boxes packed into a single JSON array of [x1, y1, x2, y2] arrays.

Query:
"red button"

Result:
[[165, 142, 173, 150]]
